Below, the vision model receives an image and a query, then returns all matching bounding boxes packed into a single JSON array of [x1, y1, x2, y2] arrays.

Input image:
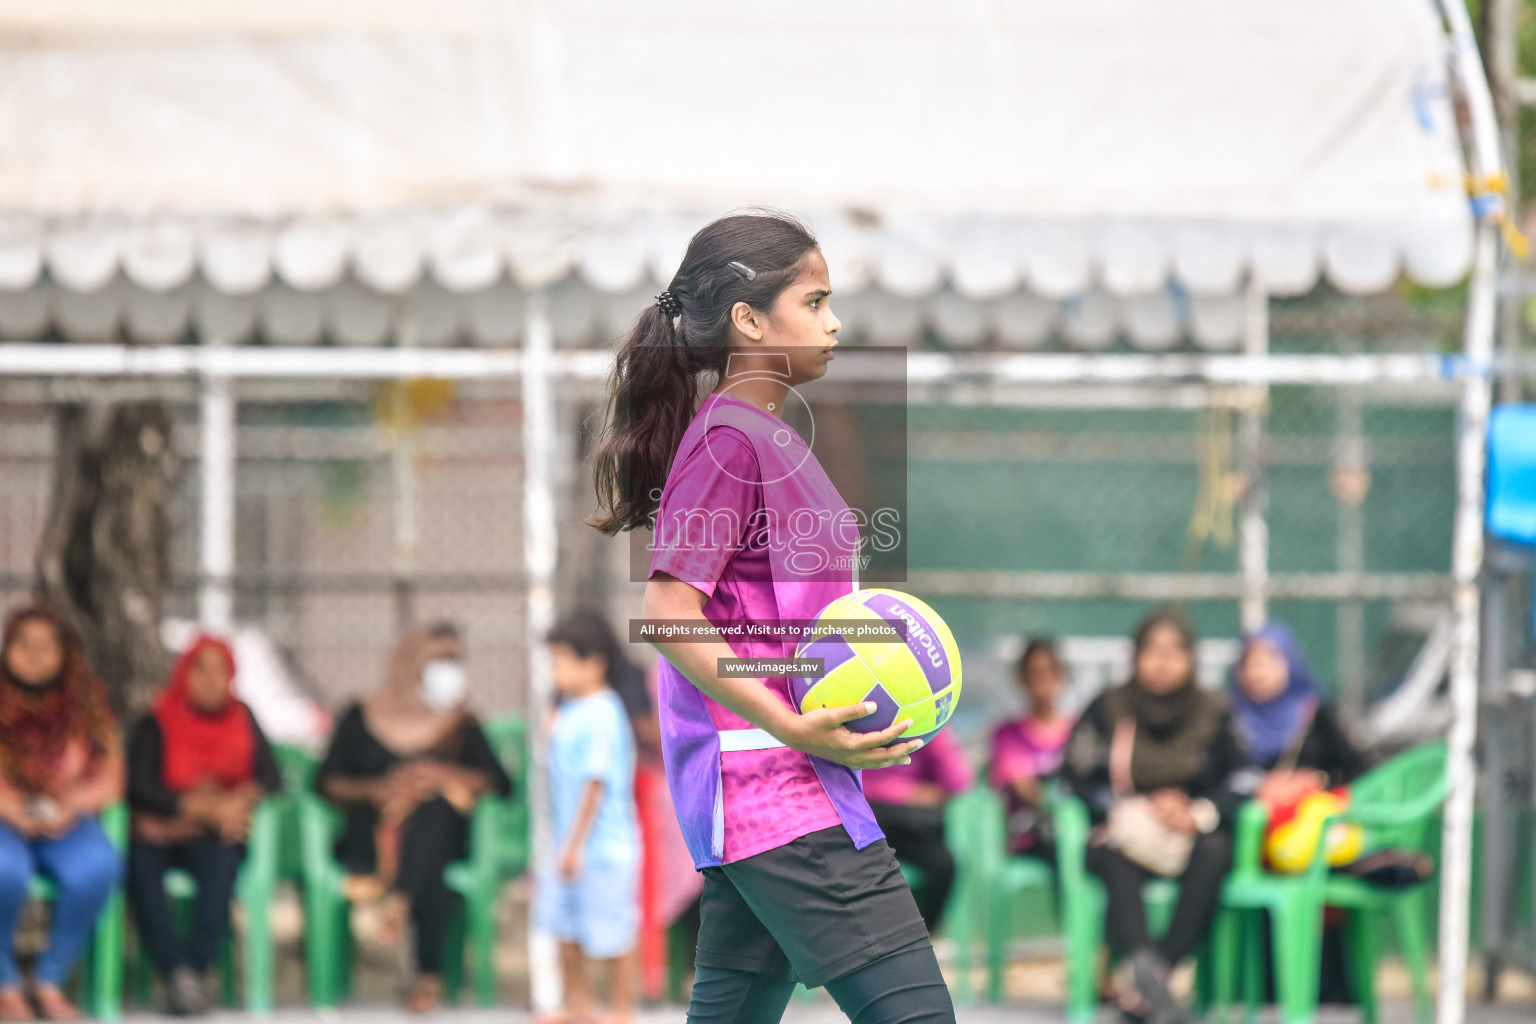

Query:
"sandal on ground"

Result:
[[0, 988, 30, 1022], [402, 975, 442, 1015], [31, 986, 77, 1023]]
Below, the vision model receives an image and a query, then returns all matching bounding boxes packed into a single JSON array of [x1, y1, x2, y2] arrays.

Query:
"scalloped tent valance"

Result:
[[0, 0, 1475, 347], [0, 210, 1472, 299]]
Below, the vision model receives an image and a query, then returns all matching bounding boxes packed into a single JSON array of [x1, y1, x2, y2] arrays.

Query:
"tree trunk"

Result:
[[34, 401, 180, 715]]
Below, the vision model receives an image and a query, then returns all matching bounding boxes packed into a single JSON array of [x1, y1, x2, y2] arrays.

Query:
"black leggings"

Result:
[[394, 797, 467, 974], [687, 939, 954, 1024], [1086, 830, 1232, 966]]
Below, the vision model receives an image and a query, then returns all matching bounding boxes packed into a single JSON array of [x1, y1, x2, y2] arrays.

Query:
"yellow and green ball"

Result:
[[791, 588, 962, 742]]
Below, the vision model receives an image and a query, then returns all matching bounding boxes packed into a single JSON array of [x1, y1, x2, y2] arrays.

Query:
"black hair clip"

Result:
[[655, 291, 682, 319], [727, 261, 757, 282]]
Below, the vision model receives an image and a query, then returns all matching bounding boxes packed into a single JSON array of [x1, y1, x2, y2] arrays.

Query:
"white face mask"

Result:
[[419, 658, 468, 712]]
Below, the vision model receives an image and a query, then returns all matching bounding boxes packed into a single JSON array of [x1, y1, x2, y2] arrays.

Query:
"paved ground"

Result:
[[112, 1002, 1536, 1024], [113, 895, 1531, 1024]]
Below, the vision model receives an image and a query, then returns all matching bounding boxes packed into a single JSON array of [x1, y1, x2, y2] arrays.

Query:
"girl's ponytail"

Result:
[[588, 303, 706, 535], [586, 212, 819, 535]]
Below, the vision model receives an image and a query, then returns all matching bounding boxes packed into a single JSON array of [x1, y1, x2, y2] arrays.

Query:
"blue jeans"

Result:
[[0, 817, 121, 987]]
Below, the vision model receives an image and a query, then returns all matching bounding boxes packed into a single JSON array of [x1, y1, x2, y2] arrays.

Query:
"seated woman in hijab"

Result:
[[1229, 621, 1364, 807], [1061, 609, 1258, 1024], [0, 603, 124, 1023], [313, 621, 512, 1013], [1229, 621, 1366, 1006], [125, 634, 281, 1017]]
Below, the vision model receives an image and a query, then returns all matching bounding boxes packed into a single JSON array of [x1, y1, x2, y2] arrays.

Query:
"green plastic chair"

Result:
[[477, 716, 531, 880], [1209, 740, 1449, 1024], [1325, 741, 1447, 1024], [126, 799, 281, 1014], [298, 792, 513, 1007], [922, 787, 990, 1004], [300, 719, 524, 1009], [441, 714, 529, 1005], [1207, 800, 1326, 1024], [271, 744, 319, 886], [22, 802, 128, 1021], [666, 916, 693, 1006], [1056, 794, 1233, 1024], [963, 785, 1056, 1004]]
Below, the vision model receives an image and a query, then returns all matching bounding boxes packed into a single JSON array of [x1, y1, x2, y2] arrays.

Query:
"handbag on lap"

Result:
[[1101, 720, 1196, 877]]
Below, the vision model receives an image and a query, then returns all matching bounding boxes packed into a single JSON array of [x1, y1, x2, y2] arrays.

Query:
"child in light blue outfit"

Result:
[[538, 613, 640, 1024]]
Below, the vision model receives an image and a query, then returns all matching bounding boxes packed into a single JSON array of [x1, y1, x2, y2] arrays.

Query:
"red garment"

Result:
[[0, 603, 115, 796], [153, 634, 256, 792]]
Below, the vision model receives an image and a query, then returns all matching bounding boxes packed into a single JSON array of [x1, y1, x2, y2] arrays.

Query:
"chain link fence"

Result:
[[896, 378, 1458, 753], [0, 351, 1464, 744], [0, 379, 532, 724]]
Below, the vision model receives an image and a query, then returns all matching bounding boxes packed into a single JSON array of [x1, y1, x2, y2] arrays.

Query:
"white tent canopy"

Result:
[[0, 0, 1475, 349], [0, 5, 1503, 1022]]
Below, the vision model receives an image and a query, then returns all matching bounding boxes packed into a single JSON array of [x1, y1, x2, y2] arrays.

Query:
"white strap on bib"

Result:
[[718, 728, 788, 753]]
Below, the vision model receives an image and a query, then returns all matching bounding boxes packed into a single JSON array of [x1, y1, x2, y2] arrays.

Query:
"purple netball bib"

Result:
[[648, 392, 882, 869]]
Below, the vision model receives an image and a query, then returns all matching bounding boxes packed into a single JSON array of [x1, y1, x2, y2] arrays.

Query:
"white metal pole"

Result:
[[1439, 220, 1497, 1024], [522, 291, 561, 1013], [199, 337, 235, 632], [1435, 3, 1506, 1020], [1239, 279, 1269, 632], [1489, 0, 1523, 408]]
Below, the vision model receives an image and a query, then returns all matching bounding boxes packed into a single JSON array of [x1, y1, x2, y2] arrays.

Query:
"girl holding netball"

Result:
[[588, 213, 955, 1024]]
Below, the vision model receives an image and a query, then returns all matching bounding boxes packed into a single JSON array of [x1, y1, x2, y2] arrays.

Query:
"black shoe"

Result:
[[1130, 949, 1187, 1024], [165, 968, 209, 1017]]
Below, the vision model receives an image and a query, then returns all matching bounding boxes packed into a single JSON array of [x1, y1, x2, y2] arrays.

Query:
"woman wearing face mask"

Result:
[[0, 603, 124, 1023], [1061, 609, 1257, 1024], [312, 621, 512, 1013], [125, 634, 282, 1017]]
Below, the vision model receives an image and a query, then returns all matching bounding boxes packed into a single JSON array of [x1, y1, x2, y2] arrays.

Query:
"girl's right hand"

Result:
[[778, 702, 924, 771]]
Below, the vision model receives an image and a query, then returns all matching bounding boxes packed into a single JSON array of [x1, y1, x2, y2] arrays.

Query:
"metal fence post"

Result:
[[199, 336, 235, 631], [522, 289, 561, 1012]]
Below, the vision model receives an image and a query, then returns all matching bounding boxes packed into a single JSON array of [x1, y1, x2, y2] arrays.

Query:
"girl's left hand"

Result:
[[778, 703, 924, 771]]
